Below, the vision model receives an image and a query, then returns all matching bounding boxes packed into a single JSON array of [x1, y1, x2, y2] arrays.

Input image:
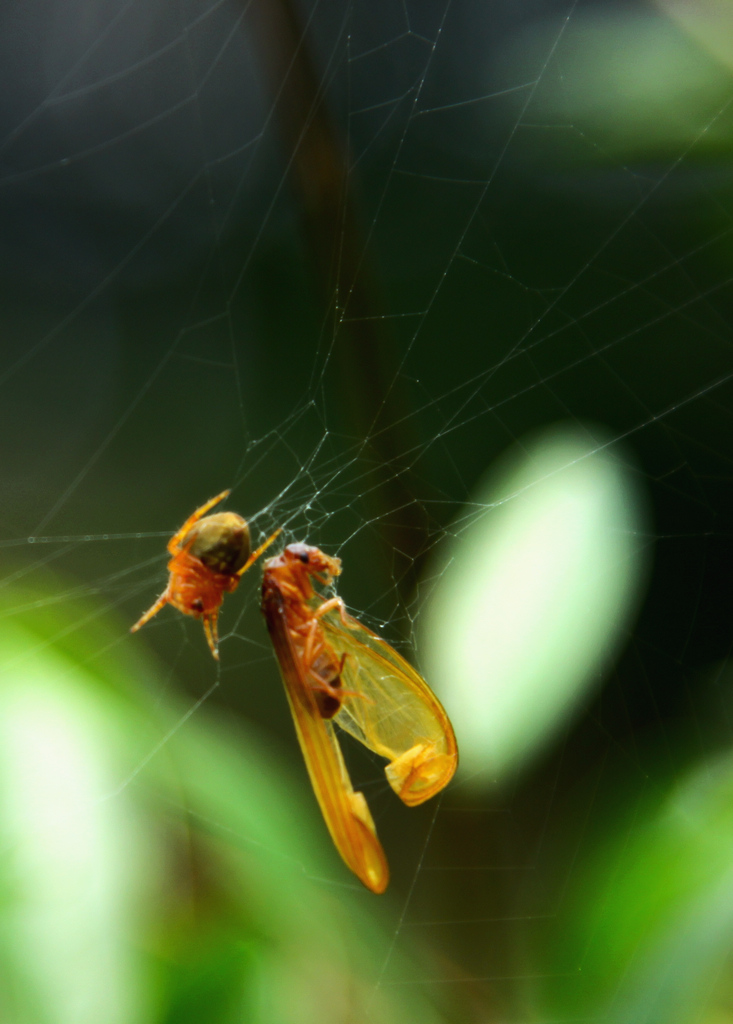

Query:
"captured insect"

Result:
[[261, 542, 457, 893], [131, 490, 281, 659]]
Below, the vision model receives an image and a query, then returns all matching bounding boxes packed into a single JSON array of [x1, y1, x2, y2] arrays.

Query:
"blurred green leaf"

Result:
[[0, 576, 447, 1024], [539, 742, 733, 1024], [657, 0, 733, 76], [420, 423, 649, 782], [510, 8, 733, 160]]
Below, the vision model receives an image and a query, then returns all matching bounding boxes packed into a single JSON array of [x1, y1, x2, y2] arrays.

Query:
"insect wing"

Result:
[[322, 611, 458, 807], [263, 593, 389, 894]]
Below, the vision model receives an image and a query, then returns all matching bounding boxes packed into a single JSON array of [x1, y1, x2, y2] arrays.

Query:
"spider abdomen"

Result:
[[183, 512, 251, 574]]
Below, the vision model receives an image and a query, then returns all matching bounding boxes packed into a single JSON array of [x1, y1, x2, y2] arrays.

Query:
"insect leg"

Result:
[[302, 615, 321, 666], [313, 596, 349, 626], [306, 668, 343, 699], [306, 652, 364, 706]]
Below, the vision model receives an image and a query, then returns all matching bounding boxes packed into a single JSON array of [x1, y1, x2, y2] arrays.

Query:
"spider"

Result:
[[131, 489, 281, 659]]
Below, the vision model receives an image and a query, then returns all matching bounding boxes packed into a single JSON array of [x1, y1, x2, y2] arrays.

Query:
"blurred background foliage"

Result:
[[1, 0, 733, 1021]]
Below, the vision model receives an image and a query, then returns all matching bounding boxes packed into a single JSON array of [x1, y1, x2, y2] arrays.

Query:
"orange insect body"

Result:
[[262, 542, 458, 894], [262, 543, 345, 717], [131, 490, 280, 659]]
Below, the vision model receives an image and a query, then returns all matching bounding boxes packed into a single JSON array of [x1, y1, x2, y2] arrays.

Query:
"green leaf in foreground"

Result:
[[0, 578, 446, 1024], [539, 744, 733, 1024]]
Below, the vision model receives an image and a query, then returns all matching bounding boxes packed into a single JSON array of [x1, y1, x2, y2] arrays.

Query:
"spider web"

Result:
[[1, 0, 733, 1021]]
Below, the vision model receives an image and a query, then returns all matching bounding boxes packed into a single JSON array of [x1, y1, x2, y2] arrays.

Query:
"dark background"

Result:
[[1, 1, 733, 1021]]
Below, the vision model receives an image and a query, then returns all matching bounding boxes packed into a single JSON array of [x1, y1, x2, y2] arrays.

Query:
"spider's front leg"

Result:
[[167, 490, 231, 555], [236, 527, 283, 576]]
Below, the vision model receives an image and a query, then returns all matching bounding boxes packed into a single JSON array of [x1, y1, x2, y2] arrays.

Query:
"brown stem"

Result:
[[245, 0, 432, 600]]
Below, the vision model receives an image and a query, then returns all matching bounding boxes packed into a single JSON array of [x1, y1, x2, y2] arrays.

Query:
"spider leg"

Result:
[[236, 527, 283, 576], [202, 611, 220, 660], [167, 489, 231, 555], [130, 589, 170, 633]]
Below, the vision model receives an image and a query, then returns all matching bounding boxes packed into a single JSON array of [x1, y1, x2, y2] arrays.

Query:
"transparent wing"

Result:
[[322, 609, 458, 807], [262, 593, 389, 894]]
